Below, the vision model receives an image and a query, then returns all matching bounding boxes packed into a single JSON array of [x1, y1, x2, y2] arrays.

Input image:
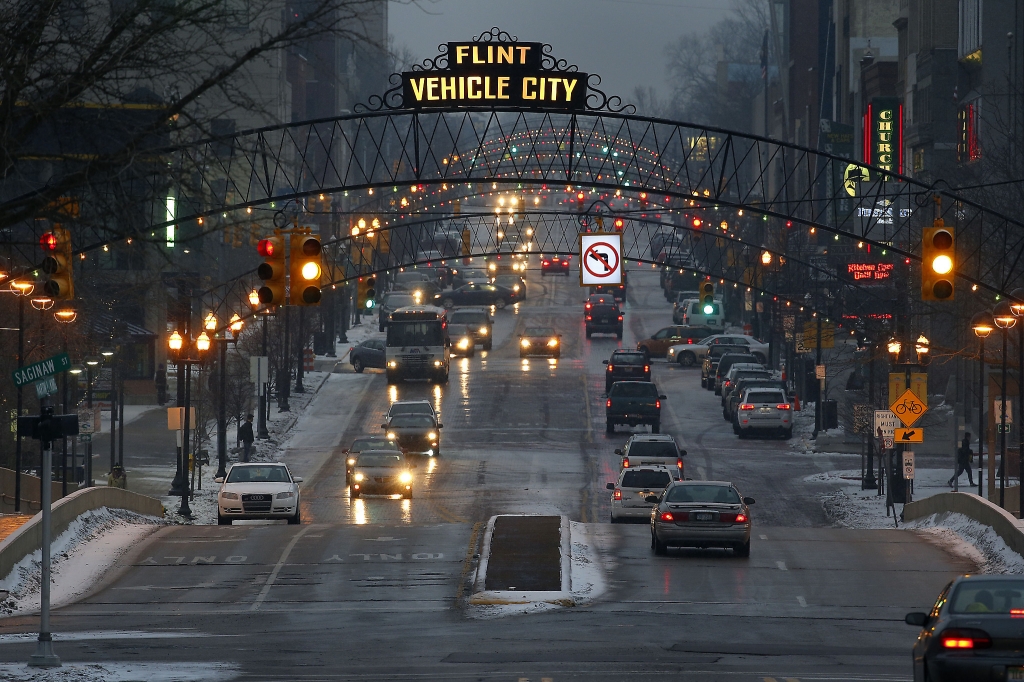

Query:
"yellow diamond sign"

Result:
[[889, 388, 928, 428]]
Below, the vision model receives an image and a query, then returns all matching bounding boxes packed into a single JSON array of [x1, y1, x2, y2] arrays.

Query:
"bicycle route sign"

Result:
[[889, 388, 928, 428], [579, 233, 622, 286]]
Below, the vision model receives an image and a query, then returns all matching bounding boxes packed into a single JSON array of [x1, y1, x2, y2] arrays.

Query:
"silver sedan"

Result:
[[649, 481, 754, 557]]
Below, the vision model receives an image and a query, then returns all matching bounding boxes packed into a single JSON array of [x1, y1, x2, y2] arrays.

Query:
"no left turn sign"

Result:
[[579, 233, 623, 286]]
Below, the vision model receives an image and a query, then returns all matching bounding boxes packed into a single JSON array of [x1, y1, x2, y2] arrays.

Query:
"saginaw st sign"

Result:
[[402, 41, 587, 110]]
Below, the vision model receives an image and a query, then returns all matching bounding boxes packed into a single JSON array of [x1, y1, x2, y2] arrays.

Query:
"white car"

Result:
[[667, 334, 770, 367], [216, 463, 302, 525], [735, 387, 792, 439], [607, 465, 675, 523]]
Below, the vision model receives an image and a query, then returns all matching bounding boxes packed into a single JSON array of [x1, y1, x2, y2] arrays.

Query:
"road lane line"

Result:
[[759, 534, 768, 540], [796, 596, 807, 607], [776, 561, 787, 571], [250, 526, 311, 611], [455, 521, 483, 605]]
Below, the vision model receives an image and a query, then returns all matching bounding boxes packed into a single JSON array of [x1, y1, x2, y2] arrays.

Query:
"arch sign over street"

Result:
[[579, 233, 623, 286]]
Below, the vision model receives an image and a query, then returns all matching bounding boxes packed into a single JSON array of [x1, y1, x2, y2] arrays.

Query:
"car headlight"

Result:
[[458, 338, 470, 349], [513, 284, 520, 291], [433, 360, 442, 367], [220, 492, 239, 500], [521, 339, 531, 348], [428, 432, 438, 440], [347, 458, 356, 466], [478, 327, 488, 335], [276, 491, 295, 499], [547, 338, 558, 347], [386, 432, 397, 440], [387, 360, 398, 368], [488, 263, 496, 271], [354, 473, 364, 482], [399, 471, 413, 483]]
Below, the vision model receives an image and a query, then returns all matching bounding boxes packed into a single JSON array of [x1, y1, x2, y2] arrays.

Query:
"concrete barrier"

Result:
[[0, 486, 164, 582], [903, 491, 1024, 558], [0, 467, 75, 515]]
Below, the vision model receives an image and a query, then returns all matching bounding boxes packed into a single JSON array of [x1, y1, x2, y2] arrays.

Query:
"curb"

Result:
[[469, 514, 574, 606], [903, 491, 1024, 558]]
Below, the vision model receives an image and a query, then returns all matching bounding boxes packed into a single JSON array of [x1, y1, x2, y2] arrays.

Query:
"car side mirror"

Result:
[[743, 497, 756, 505], [437, 423, 444, 428], [904, 612, 929, 627], [679, 450, 687, 457], [380, 423, 388, 429], [645, 495, 659, 503], [602, 360, 609, 364], [606, 482, 615, 490], [614, 449, 622, 455], [659, 395, 667, 400], [214, 477, 224, 483], [293, 476, 303, 483]]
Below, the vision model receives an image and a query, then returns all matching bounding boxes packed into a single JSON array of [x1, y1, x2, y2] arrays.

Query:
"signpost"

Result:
[[890, 388, 928, 428], [874, 409, 899, 450], [895, 427, 924, 443], [903, 451, 915, 479], [579, 233, 623, 286]]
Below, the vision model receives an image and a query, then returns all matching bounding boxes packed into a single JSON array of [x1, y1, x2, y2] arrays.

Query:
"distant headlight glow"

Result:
[[521, 339, 531, 348], [478, 327, 488, 335], [547, 338, 558, 347], [386, 432, 397, 440], [458, 337, 471, 349], [428, 432, 438, 440], [399, 471, 413, 483], [347, 458, 356, 466], [354, 473, 364, 482]]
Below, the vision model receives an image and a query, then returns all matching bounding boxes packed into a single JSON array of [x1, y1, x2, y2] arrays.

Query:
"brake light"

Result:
[[659, 512, 675, 522], [676, 458, 683, 469], [606, 399, 611, 408], [586, 315, 592, 321], [543, 260, 550, 266], [607, 364, 614, 371], [655, 400, 661, 409], [618, 315, 623, 321], [622, 457, 629, 467], [735, 513, 748, 523], [613, 488, 622, 500], [687, 338, 694, 343], [644, 365, 649, 373], [940, 629, 991, 649], [777, 403, 791, 410], [585, 303, 592, 310], [1012, 608, 1024, 616], [724, 380, 731, 387], [740, 404, 755, 410]]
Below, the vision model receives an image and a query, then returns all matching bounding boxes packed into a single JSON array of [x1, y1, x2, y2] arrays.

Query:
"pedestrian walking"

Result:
[[949, 433, 975, 487], [238, 414, 255, 462], [107, 464, 127, 489]]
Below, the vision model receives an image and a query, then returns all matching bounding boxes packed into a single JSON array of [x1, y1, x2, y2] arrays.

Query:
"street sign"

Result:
[[579, 233, 623, 286], [794, 332, 808, 354], [890, 388, 928, 427], [903, 451, 915, 479], [11, 352, 71, 387], [167, 407, 197, 431], [895, 427, 924, 443], [802, 321, 835, 349], [883, 437, 894, 449], [996, 399, 1014, 424], [815, 364, 826, 380], [77, 407, 100, 434], [874, 409, 900, 438], [34, 376, 58, 399]]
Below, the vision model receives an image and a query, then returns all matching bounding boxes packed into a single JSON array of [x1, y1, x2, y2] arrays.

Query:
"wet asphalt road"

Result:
[[0, 263, 973, 681]]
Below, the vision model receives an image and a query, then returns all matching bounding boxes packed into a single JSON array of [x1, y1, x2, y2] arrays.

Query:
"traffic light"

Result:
[[358, 276, 377, 310], [257, 235, 286, 305], [639, 192, 649, 209], [289, 233, 322, 305], [40, 227, 74, 299], [613, 218, 624, 231], [691, 216, 702, 229], [576, 191, 585, 211], [921, 222, 955, 301], [699, 281, 715, 311]]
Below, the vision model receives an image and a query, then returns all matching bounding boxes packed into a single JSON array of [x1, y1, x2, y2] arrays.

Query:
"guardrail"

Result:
[[903, 491, 1024, 558], [0, 487, 164, 582]]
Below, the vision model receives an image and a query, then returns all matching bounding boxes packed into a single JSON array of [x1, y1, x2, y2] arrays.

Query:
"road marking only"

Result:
[[250, 526, 311, 611]]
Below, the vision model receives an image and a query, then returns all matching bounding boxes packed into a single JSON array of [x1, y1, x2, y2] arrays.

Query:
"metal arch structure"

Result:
[[147, 105, 1024, 300]]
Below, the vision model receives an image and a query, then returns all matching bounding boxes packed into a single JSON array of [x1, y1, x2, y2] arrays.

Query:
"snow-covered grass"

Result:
[[0, 508, 164, 616], [908, 512, 1024, 574], [0, 662, 239, 682]]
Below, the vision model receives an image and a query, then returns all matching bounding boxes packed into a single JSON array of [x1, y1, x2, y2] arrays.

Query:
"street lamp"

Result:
[[994, 300, 1016, 508], [53, 308, 77, 323], [971, 310, 994, 498], [1011, 288, 1024, 519], [248, 290, 271, 439], [915, 334, 930, 363], [30, 296, 54, 311], [887, 338, 902, 361], [760, 250, 772, 266], [214, 315, 245, 479], [166, 329, 210, 517]]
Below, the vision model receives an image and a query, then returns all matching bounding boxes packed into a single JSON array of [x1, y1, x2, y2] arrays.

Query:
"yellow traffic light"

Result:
[[921, 225, 954, 300], [257, 235, 286, 305], [290, 233, 322, 305], [41, 227, 74, 299]]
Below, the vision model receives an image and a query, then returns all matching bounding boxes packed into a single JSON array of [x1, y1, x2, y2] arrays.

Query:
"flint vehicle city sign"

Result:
[[402, 41, 587, 110]]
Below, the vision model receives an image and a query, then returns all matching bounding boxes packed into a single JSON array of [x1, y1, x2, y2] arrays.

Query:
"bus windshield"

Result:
[[387, 321, 445, 347]]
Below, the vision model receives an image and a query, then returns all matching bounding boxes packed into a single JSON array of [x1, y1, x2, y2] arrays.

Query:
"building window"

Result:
[[957, 101, 981, 163], [958, 0, 983, 62], [913, 147, 925, 174]]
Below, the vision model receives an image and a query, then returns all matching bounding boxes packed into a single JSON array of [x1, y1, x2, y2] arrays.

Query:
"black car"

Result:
[[541, 254, 571, 275], [713, 352, 761, 395], [605, 381, 665, 434], [448, 308, 493, 350], [603, 350, 650, 392], [492, 274, 526, 301], [440, 283, 515, 309], [585, 294, 622, 339], [701, 344, 750, 389], [349, 339, 385, 373], [905, 574, 1024, 681], [342, 436, 402, 484]]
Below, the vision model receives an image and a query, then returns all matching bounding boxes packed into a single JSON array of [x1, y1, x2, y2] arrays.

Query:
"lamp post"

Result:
[[1011, 288, 1024, 518], [54, 308, 76, 497], [11, 279, 34, 511], [84, 356, 99, 487], [167, 329, 210, 516], [885, 338, 902, 507], [100, 347, 117, 472], [971, 311, 993, 498], [214, 314, 244, 480], [994, 300, 1017, 508], [249, 289, 271, 439]]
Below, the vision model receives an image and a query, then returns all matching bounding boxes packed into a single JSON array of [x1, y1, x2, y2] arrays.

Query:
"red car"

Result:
[[541, 254, 571, 275]]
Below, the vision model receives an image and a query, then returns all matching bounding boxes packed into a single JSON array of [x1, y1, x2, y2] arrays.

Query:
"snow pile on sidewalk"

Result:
[[0, 661, 239, 682], [907, 512, 1024, 574], [0, 508, 164, 616]]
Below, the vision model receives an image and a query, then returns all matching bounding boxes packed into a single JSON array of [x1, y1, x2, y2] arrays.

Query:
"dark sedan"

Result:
[[906, 574, 1024, 682], [541, 255, 571, 275], [342, 436, 401, 484], [519, 326, 561, 358], [439, 283, 515, 309], [349, 339, 385, 373]]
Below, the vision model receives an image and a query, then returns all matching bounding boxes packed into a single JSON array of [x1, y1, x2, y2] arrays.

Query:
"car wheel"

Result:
[[732, 422, 740, 435], [352, 358, 364, 373], [442, 298, 455, 308], [586, 329, 593, 339], [723, 409, 730, 421], [653, 533, 668, 556], [616, 328, 623, 339], [288, 508, 301, 525], [494, 298, 507, 309], [651, 421, 661, 434], [606, 421, 614, 434], [680, 351, 696, 367], [386, 371, 398, 384], [700, 377, 707, 388], [605, 381, 612, 393], [610, 513, 620, 524], [735, 540, 750, 557], [378, 324, 385, 332], [737, 430, 747, 439], [218, 515, 231, 526]]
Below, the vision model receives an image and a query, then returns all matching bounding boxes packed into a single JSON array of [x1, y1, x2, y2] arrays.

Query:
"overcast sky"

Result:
[[388, 0, 733, 103]]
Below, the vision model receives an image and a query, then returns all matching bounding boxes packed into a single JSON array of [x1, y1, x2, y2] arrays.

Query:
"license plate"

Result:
[[760, 407, 772, 413], [693, 512, 713, 522], [600, 318, 608, 323], [1009, 668, 1024, 681]]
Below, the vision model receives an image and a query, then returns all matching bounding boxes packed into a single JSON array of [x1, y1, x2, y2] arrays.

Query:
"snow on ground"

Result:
[[907, 512, 1024, 574], [0, 508, 164, 616], [0, 662, 239, 682]]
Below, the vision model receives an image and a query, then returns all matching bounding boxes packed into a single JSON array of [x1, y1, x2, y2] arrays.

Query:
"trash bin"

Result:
[[822, 400, 839, 430], [890, 470, 907, 503]]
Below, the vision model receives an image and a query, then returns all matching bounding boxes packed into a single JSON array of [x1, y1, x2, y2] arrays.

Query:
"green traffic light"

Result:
[[365, 299, 375, 309], [703, 304, 714, 315]]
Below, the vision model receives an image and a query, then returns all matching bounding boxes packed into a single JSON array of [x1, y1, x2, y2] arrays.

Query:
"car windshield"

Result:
[[588, 296, 613, 304], [525, 327, 555, 336], [733, 371, 771, 382], [356, 454, 403, 468], [611, 353, 646, 365], [610, 383, 658, 397], [495, 276, 520, 286], [621, 470, 672, 489], [948, 580, 1024, 613], [226, 466, 290, 483], [350, 438, 397, 452], [463, 270, 487, 278], [389, 403, 433, 416], [383, 294, 416, 307], [450, 312, 489, 325], [387, 321, 444, 347], [666, 485, 741, 504], [628, 441, 679, 458], [394, 272, 428, 283], [746, 391, 786, 404], [390, 415, 436, 428]]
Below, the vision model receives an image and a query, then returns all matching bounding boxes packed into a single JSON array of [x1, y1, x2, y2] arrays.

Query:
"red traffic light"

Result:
[[576, 192, 585, 201], [639, 192, 648, 200], [613, 218, 624, 231], [40, 232, 58, 251], [257, 238, 276, 257], [692, 217, 702, 228]]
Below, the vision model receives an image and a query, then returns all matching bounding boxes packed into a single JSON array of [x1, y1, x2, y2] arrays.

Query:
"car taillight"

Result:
[[644, 365, 649, 373], [740, 404, 755, 410], [585, 303, 592, 310], [724, 380, 731, 387], [939, 628, 991, 649], [734, 513, 748, 523], [676, 458, 683, 469], [586, 315, 592, 320], [606, 399, 612, 408], [543, 260, 550, 266], [613, 489, 622, 500], [659, 512, 674, 522], [655, 400, 661, 409], [687, 338, 694, 343], [622, 457, 630, 467], [777, 403, 791, 410], [607, 364, 614, 372], [618, 315, 623, 321]]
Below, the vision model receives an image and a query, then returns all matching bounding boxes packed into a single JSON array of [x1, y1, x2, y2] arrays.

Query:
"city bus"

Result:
[[385, 305, 450, 384]]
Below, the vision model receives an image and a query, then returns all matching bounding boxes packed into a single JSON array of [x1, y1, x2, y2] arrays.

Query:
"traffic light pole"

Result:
[[15, 293, 24, 511], [28, 402, 60, 668], [295, 307, 305, 393], [258, 313, 270, 439]]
